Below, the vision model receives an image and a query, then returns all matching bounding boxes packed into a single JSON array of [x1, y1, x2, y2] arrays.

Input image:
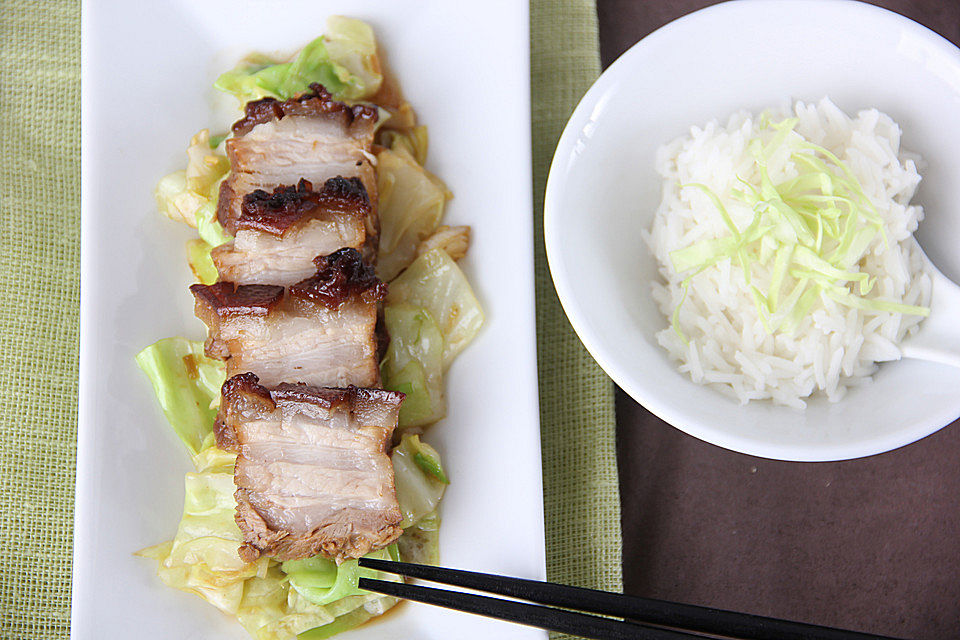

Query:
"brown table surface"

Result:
[[596, 2, 960, 639]]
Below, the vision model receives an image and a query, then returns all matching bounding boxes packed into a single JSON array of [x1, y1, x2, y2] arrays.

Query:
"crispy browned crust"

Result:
[[220, 372, 276, 410], [236, 177, 371, 238], [213, 417, 239, 452], [190, 282, 285, 317], [215, 373, 276, 450], [288, 248, 387, 309], [217, 181, 240, 234], [232, 83, 378, 137], [191, 283, 286, 361]]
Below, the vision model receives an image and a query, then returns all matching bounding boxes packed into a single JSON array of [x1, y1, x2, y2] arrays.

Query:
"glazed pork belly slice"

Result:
[[190, 248, 386, 388], [218, 83, 378, 237], [219, 373, 404, 562], [211, 177, 374, 286]]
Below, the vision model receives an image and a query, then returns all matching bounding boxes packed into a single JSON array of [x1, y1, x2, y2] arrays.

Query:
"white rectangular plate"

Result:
[[74, 1, 544, 638]]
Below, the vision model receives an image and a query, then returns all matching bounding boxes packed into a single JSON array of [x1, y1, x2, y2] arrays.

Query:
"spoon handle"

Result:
[[900, 256, 960, 369]]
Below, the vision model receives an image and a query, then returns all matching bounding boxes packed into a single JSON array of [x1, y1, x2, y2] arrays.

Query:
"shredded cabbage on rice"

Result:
[[646, 97, 931, 407]]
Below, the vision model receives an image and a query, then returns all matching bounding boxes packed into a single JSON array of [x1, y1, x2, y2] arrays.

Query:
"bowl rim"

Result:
[[543, 0, 960, 462]]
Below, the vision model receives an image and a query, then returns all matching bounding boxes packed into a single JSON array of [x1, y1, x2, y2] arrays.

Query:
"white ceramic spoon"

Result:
[[900, 239, 960, 368]]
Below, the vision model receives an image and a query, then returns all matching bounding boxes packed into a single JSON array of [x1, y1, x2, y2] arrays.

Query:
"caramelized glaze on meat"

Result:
[[232, 83, 378, 137], [289, 248, 386, 309], [217, 84, 379, 236], [191, 250, 384, 388], [189, 282, 285, 316], [237, 177, 371, 237], [211, 179, 375, 286]]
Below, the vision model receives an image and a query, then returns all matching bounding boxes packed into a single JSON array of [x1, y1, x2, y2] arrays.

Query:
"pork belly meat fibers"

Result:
[[190, 248, 386, 388], [219, 372, 404, 562], [212, 177, 375, 287], [218, 83, 378, 237]]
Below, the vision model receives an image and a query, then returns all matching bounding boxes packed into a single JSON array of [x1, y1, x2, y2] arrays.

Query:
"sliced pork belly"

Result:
[[218, 83, 378, 236], [218, 373, 404, 562], [190, 248, 386, 388], [211, 177, 374, 286]]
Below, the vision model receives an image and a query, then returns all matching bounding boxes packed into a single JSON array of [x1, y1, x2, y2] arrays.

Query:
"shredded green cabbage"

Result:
[[669, 116, 929, 340]]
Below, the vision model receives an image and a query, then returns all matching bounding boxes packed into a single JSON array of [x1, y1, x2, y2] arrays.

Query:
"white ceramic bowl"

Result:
[[545, 0, 960, 461]]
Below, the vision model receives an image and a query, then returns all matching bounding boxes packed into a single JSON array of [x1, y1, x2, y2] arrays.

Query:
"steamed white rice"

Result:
[[645, 98, 931, 408]]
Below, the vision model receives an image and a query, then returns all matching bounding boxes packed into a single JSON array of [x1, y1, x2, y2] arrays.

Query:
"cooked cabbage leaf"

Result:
[[386, 248, 484, 368], [282, 545, 400, 607], [195, 201, 233, 248], [135, 338, 225, 454], [187, 238, 219, 285], [381, 303, 445, 427], [396, 509, 441, 567], [417, 225, 470, 261], [392, 434, 447, 528], [155, 171, 203, 227], [409, 436, 449, 484], [155, 129, 232, 246], [136, 449, 266, 614], [376, 147, 450, 282], [214, 17, 382, 104], [321, 16, 383, 99], [138, 443, 404, 640], [378, 125, 429, 165]]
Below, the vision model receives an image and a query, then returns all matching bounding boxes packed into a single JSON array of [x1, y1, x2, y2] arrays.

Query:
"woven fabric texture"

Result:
[[530, 0, 623, 609], [0, 0, 620, 637], [0, 1, 81, 638]]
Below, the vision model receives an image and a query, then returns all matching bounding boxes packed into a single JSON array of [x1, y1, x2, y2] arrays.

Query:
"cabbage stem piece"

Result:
[[392, 434, 447, 528], [381, 303, 445, 427], [282, 545, 400, 607]]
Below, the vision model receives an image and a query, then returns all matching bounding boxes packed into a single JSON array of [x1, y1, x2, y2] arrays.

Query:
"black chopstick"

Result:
[[359, 577, 699, 640], [358, 558, 908, 640]]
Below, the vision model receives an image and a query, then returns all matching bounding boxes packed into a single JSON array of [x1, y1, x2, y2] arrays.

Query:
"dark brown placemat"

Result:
[[599, 2, 960, 639]]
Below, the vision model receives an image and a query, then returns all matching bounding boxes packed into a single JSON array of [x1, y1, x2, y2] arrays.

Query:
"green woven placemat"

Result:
[[0, 0, 81, 638], [530, 0, 623, 616], [0, 0, 619, 637], [530, 0, 622, 614]]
